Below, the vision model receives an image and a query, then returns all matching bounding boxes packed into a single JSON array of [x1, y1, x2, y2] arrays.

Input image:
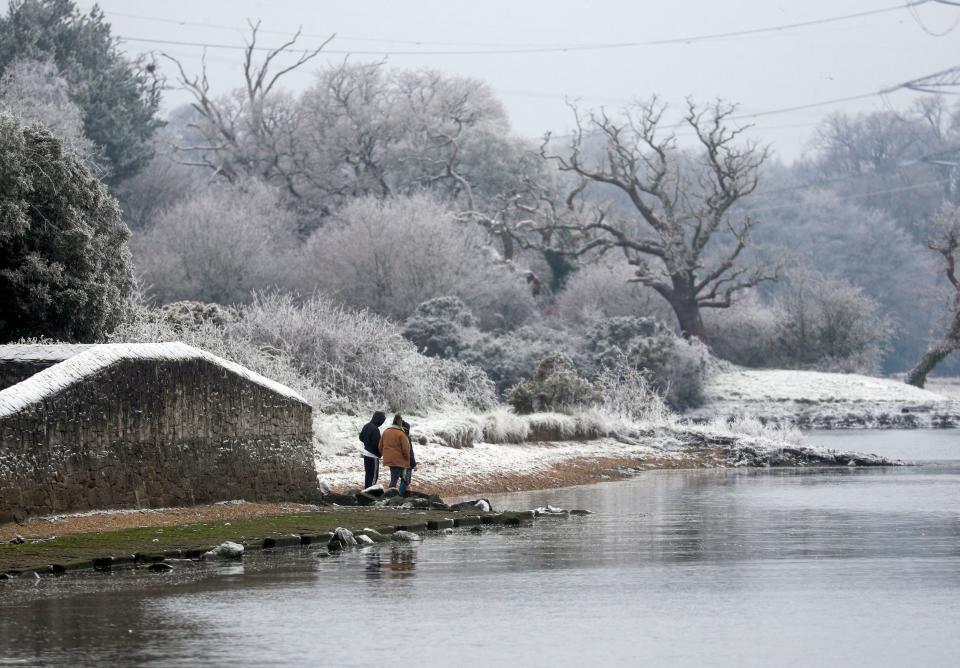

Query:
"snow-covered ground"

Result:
[[704, 368, 946, 403], [313, 408, 895, 494], [690, 367, 960, 428]]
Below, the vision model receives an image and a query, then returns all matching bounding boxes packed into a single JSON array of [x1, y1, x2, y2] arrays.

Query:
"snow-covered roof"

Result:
[[0, 342, 307, 418], [0, 344, 93, 362]]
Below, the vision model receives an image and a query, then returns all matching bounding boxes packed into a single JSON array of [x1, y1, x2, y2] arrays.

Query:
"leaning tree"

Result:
[[542, 98, 776, 340], [907, 203, 960, 387]]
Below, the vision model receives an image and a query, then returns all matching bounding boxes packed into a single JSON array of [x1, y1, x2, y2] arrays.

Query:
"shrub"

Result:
[[461, 324, 579, 395], [110, 307, 333, 409], [112, 291, 496, 414], [507, 353, 600, 414], [402, 296, 477, 358], [234, 292, 496, 412], [775, 269, 892, 373], [0, 113, 133, 343], [583, 316, 708, 409], [594, 361, 671, 424], [157, 301, 238, 329], [481, 408, 530, 443], [703, 297, 783, 368]]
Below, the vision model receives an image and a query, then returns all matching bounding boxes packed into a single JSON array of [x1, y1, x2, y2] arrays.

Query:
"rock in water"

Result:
[[328, 527, 358, 550], [443, 528, 454, 535], [569, 509, 593, 516], [391, 531, 422, 542], [534, 505, 569, 516], [148, 562, 173, 573], [9, 534, 25, 545], [356, 534, 375, 546], [358, 528, 387, 543], [203, 541, 244, 560], [449, 498, 493, 513]]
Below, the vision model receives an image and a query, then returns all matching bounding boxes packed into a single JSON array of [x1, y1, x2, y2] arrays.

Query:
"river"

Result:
[[1, 430, 958, 667]]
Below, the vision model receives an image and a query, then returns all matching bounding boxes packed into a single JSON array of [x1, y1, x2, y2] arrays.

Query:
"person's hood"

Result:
[[385, 425, 405, 431], [372, 411, 386, 426]]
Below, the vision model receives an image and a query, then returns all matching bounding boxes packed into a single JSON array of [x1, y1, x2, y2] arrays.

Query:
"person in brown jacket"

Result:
[[380, 414, 411, 489]]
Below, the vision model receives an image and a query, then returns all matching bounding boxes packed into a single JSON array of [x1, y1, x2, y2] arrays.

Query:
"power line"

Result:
[[112, 1, 932, 57], [749, 178, 950, 214], [908, 0, 960, 35]]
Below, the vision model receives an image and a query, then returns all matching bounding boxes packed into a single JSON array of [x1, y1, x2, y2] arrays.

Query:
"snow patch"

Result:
[[703, 368, 946, 403]]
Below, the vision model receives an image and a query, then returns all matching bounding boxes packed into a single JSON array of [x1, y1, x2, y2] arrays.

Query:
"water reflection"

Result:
[[364, 546, 417, 582], [2, 431, 959, 667]]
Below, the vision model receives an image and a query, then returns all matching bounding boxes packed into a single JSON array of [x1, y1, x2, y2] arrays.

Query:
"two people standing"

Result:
[[359, 412, 417, 492]]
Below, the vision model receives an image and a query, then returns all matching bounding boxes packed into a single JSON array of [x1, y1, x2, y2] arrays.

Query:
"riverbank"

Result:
[[316, 411, 898, 496], [688, 367, 960, 428], [0, 504, 500, 575]]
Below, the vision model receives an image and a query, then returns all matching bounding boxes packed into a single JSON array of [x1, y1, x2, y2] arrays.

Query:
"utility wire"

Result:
[[112, 1, 931, 56], [908, 0, 960, 35], [747, 178, 950, 214]]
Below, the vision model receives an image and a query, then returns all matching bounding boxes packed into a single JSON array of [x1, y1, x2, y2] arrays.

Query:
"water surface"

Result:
[[1, 430, 958, 667]]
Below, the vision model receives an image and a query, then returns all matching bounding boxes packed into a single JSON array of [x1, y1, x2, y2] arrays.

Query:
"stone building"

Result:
[[0, 343, 317, 523]]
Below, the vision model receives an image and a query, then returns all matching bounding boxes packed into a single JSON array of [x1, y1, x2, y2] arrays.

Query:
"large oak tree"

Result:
[[542, 98, 775, 340]]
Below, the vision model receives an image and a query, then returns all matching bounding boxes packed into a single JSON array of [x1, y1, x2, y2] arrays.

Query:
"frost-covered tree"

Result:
[[0, 58, 95, 162], [163, 21, 330, 198], [908, 204, 960, 387], [554, 260, 674, 325], [0, 113, 133, 341], [543, 98, 776, 340], [807, 99, 959, 238], [0, 0, 162, 182], [776, 269, 891, 374], [300, 194, 535, 327], [134, 179, 299, 305], [167, 42, 537, 230], [748, 186, 934, 371]]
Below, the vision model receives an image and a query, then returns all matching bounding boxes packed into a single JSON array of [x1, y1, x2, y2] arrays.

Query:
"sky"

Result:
[[80, 0, 960, 162]]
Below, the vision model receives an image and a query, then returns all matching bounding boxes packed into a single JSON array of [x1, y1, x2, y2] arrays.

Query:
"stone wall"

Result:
[[0, 345, 317, 522], [0, 344, 92, 391]]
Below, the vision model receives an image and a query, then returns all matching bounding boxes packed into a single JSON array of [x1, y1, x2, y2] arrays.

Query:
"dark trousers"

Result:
[[399, 468, 413, 494], [389, 466, 405, 489], [363, 457, 379, 489]]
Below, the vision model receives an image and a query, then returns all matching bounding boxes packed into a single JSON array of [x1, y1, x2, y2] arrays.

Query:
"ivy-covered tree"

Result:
[[0, 0, 162, 182], [0, 113, 134, 341]]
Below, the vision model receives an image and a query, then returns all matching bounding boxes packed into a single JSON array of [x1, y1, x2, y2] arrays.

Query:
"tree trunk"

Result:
[[907, 307, 960, 388], [671, 296, 707, 341], [906, 341, 958, 388], [662, 275, 708, 341]]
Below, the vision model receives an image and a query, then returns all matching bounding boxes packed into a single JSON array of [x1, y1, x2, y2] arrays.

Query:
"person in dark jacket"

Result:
[[399, 420, 417, 494], [359, 411, 386, 489]]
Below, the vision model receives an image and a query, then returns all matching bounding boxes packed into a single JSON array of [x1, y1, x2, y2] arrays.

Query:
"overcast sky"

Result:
[[81, 0, 960, 162]]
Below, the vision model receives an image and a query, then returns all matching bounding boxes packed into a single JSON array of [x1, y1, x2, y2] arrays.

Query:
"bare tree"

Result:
[[162, 22, 333, 196], [542, 97, 776, 340], [907, 203, 960, 387]]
